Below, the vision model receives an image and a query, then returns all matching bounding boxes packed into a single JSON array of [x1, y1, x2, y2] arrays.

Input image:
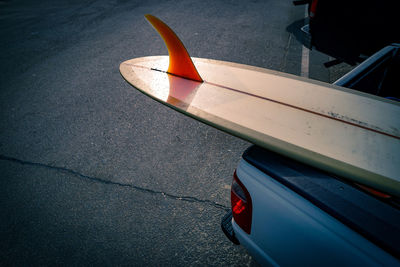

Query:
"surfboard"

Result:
[[120, 15, 400, 197]]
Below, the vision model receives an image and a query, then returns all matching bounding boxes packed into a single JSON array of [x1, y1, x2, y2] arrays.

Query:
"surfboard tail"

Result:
[[145, 14, 203, 82]]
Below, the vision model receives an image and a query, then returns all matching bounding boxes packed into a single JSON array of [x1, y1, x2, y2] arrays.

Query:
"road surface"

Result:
[[0, 0, 347, 265]]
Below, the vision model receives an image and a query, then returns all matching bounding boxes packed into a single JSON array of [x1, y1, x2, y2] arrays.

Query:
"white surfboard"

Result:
[[120, 15, 400, 197]]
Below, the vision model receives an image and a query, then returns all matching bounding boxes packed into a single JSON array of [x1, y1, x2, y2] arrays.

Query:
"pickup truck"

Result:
[[221, 44, 400, 266]]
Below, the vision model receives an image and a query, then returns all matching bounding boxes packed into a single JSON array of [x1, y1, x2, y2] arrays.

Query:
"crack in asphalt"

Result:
[[0, 154, 229, 211]]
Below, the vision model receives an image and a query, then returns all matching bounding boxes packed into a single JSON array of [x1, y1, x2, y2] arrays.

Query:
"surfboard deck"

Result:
[[120, 15, 400, 197]]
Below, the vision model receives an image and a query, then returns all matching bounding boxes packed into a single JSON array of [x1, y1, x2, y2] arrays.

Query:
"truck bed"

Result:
[[242, 145, 400, 259]]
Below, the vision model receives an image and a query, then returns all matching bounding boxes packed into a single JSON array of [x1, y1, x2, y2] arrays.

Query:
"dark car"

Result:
[[299, 0, 399, 65]]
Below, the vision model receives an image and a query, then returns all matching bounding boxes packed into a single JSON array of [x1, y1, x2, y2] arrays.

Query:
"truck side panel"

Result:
[[233, 158, 399, 266]]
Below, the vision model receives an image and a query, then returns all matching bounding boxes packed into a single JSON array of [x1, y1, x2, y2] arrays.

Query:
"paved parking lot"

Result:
[[0, 0, 348, 265]]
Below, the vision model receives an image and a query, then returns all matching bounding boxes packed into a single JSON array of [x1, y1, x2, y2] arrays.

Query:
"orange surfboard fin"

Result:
[[145, 14, 203, 82]]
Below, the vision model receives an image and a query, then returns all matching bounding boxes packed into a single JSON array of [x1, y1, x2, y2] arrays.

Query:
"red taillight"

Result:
[[231, 170, 252, 234], [309, 0, 319, 18], [233, 199, 245, 214]]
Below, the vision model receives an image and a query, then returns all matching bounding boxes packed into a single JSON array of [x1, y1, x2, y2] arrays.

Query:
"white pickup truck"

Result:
[[221, 45, 400, 266]]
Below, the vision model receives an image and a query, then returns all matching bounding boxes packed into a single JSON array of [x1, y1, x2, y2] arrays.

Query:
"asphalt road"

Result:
[[0, 0, 344, 265]]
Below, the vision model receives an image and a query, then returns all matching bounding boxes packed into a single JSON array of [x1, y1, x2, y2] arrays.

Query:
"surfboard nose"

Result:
[[145, 14, 203, 82]]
